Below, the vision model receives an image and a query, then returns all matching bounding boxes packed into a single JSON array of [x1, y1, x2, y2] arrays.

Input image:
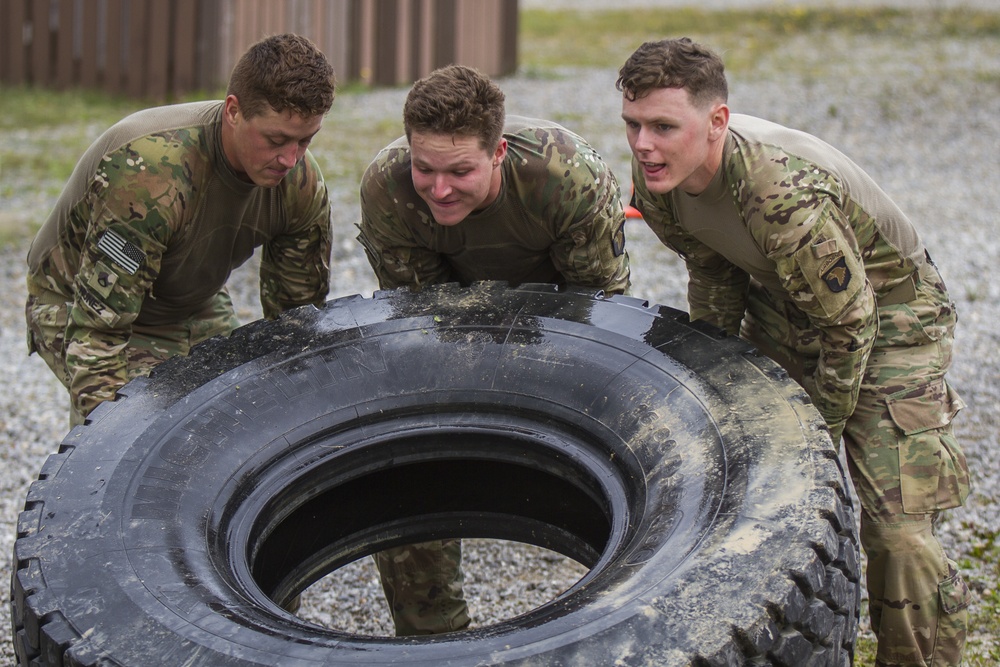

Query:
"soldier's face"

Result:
[[622, 86, 728, 196], [409, 132, 507, 226], [223, 96, 324, 187]]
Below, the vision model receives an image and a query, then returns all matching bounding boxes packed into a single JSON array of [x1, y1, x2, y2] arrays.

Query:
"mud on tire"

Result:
[[11, 283, 860, 666]]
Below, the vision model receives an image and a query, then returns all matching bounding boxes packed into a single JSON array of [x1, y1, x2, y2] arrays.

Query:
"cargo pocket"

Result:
[[938, 569, 971, 615], [887, 379, 970, 514], [26, 301, 69, 355], [930, 568, 971, 665]]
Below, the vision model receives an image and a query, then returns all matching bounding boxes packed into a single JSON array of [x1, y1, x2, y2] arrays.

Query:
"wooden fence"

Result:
[[0, 0, 519, 100]]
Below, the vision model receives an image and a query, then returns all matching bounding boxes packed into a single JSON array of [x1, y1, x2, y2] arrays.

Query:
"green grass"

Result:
[[958, 522, 1000, 666], [519, 6, 1000, 72]]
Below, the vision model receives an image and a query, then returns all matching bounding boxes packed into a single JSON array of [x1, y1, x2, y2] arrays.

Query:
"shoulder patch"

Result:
[[821, 255, 852, 293], [97, 229, 145, 275]]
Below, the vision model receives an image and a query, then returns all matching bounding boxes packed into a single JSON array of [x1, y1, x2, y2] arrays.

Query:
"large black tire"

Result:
[[11, 283, 859, 666]]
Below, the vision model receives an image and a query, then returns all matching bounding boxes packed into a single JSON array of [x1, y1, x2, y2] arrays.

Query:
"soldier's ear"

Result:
[[224, 95, 242, 126], [708, 103, 729, 140], [492, 138, 508, 167]]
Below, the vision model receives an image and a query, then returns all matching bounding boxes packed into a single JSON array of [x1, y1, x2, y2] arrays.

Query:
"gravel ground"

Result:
[[2, 1, 998, 661]]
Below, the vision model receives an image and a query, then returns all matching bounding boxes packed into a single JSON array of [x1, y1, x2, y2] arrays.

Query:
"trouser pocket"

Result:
[[886, 379, 970, 514], [929, 566, 971, 667]]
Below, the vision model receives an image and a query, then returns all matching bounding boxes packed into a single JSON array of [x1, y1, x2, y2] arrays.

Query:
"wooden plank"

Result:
[[2, 0, 29, 84], [302, 0, 323, 45], [242, 0, 260, 51], [235, 0, 252, 65], [372, 0, 398, 86], [433, 0, 455, 71], [415, 0, 434, 79], [143, 0, 170, 100], [268, 0, 280, 40], [482, 0, 504, 76], [346, 0, 363, 82], [307, 0, 323, 47], [357, 0, 375, 85], [455, 0, 482, 72], [54, 0, 75, 88], [213, 0, 237, 89], [103, 0, 123, 93], [284, 0, 304, 47], [394, 0, 412, 85], [192, 0, 216, 91], [319, 0, 351, 82], [79, 0, 100, 88], [30, 0, 52, 85], [172, 0, 198, 97], [500, 0, 518, 76], [125, 0, 147, 97]]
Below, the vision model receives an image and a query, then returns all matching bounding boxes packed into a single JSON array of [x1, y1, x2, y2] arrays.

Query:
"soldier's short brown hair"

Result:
[[227, 33, 336, 119], [616, 38, 728, 108], [402, 65, 506, 151]]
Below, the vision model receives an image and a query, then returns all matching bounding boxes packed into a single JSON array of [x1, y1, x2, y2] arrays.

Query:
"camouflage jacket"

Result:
[[27, 101, 331, 417], [632, 114, 941, 433], [357, 115, 630, 294]]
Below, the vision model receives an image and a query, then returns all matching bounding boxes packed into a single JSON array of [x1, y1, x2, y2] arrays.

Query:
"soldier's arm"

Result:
[[683, 248, 751, 335], [770, 199, 877, 441], [549, 155, 631, 296], [355, 163, 452, 290], [260, 152, 332, 318], [64, 183, 171, 419]]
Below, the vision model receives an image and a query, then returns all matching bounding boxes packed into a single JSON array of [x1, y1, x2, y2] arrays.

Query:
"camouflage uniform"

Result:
[[632, 114, 971, 667], [357, 115, 630, 293], [358, 115, 631, 635], [26, 101, 332, 426]]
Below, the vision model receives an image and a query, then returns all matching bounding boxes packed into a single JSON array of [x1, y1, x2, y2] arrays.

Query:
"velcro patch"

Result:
[[821, 256, 852, 293], [811, 238, 839, 258], [97, 229, 145, 275], [87, 261, 119, 298]]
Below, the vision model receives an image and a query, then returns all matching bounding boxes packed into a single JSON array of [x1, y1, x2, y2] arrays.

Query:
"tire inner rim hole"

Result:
[[246, 438, 622, 635]]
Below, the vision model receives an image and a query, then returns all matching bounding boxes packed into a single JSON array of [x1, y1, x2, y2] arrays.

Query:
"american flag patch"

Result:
[[97, 229, 145, 275]]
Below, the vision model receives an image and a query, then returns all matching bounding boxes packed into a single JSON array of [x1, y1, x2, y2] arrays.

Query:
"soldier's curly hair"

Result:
[[402, 65, 506, 151], [616, 38, 728, 108], [227, 33, 336, 119]]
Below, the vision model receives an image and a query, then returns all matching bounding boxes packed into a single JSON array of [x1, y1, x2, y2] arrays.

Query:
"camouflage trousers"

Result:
[[742, 259, 972, 667], [373, 539, 471, 636], [26, 282, 238, 427]]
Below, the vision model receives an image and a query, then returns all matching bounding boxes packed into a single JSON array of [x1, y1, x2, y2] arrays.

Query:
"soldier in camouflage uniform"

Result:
[[357, 64, 631, 635], [618, 38, 971, 666], [26, 34, 335, 427]]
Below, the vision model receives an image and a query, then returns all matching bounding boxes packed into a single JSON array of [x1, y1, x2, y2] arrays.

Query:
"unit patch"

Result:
[[822, 256, 852, 293], [87, 261, 119, 298]]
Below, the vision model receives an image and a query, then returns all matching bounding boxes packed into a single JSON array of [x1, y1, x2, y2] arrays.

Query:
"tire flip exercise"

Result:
[[18, 27, 971, 667]]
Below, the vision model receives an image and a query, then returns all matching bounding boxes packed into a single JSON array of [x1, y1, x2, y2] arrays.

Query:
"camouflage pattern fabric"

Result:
[[744, 260, 970, 665], [373, 539, 471, 635], [357, 115, 630, 295], [27, 284, 238, 426], [360, 116, 630, 636], [632, 114, 971, 665], [25, 101, 331, 422]]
